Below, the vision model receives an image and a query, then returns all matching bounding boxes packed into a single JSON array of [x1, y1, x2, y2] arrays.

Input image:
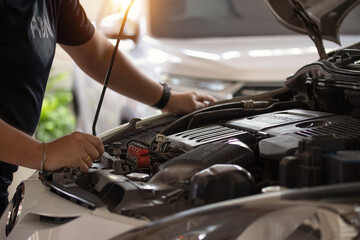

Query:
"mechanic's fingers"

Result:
[[82, 138, 102, 161], [190, 92, 214, 110], [82, 155, 93, 168], [161, 91, 216, 114], [79, 159, 89, 172], [70, 132, 104, 159], [194, 100, 210, 110], [194, 92, 216, 103], [81, 133, 104, 157]]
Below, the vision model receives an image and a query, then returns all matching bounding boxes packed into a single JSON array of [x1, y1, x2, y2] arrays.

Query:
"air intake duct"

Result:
[[159, 139, 254, 170], [149, 139, 253, 187]]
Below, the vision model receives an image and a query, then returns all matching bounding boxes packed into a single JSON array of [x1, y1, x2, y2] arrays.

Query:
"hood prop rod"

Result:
[[292, 0, 328, 60]]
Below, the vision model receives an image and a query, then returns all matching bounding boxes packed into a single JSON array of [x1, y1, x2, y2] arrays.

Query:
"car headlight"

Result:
[[6, 183, 25, 236]]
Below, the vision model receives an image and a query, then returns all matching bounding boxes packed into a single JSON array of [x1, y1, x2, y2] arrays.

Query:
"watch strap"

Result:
[[153, 83, 171, 109]]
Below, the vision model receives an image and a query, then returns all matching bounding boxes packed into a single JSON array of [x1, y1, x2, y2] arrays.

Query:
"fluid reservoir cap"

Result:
[[126, 172, 150, 182], [112, 141, 122, 148]]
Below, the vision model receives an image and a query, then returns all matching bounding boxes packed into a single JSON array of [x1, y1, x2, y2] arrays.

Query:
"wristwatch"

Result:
[[153, 83, 171, 109]]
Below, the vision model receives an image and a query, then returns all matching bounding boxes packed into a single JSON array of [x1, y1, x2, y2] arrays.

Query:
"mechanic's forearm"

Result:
[[0, 119, 43, 169], [105, 47, 164, 106], [61, 30, 163, 106]]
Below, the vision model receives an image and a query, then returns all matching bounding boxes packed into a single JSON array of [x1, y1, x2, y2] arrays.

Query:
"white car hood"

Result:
[[142, 35, 358, 82]]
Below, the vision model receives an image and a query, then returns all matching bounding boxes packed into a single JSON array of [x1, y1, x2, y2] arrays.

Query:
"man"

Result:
[[0, 0, 215, 216]]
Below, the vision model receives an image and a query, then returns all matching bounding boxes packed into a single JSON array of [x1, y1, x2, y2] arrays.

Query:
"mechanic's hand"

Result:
[[43, 132, 104, 172], [162, 91, 216, 114]]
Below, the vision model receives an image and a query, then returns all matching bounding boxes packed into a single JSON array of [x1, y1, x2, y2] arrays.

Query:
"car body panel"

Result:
[[144, 35, 359, 81], [264, 0, 360, 44], [0, 173, 145, 240]]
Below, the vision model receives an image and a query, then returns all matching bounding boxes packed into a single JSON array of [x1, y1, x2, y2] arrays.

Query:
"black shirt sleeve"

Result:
[[56, 0, 95, 45]]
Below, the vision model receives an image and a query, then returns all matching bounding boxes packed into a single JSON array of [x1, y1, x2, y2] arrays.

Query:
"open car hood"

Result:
[[264, 0, 360, 59]]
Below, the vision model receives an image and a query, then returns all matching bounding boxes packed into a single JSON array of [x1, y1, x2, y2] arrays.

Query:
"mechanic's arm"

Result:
[[0, 119, 103, 172], [60, 30, 216, 114]]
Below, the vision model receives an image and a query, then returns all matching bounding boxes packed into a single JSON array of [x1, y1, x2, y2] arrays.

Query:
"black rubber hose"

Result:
[[160, 101, 246, 135], [160, 87, 294, 136]]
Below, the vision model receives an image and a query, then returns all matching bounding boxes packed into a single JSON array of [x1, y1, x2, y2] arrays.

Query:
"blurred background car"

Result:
[[73, 0, 360, 134]]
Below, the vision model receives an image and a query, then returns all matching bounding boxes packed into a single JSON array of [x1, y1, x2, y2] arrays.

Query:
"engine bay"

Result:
[[40, 49, 360, 220]]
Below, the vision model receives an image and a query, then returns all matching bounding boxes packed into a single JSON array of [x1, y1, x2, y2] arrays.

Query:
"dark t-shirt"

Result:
[[0, 0, 94, 215]]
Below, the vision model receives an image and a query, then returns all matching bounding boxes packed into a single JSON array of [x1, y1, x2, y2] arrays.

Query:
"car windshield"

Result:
[[149, 0, 360, 38]]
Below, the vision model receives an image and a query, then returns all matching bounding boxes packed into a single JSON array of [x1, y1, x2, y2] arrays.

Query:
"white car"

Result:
[[3, 0, 360, 239], [74, 0, 359, 134]]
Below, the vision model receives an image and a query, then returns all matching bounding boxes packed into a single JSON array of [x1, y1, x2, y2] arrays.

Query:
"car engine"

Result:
[[40, 47, 360, 221]]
